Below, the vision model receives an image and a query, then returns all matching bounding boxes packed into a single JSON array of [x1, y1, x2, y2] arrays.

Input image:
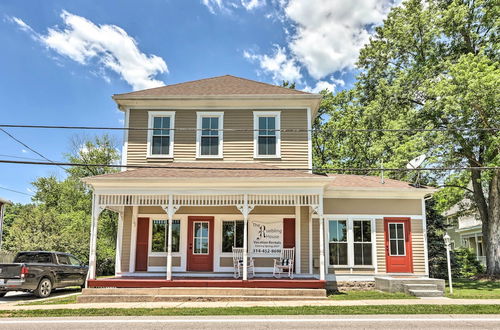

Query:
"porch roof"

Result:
[[326, 174, 434, 190], [83, 162, 325, 181]]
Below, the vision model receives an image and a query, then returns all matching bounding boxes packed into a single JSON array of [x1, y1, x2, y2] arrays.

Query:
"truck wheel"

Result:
[[34, 278, 52, 298], [0, 291, 6, 298]]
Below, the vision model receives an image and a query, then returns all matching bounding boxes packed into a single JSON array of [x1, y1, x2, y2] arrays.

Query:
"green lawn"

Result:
[[21, 294, 79, 306], [446, 279, 500, 299], [0, 305, 499, 317], [329, 290, 416, 300]]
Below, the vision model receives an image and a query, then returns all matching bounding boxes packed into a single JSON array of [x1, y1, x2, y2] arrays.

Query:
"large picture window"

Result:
[[222, 220, 244, 253], [254, 111, 280, 158], [148, 112, 175, 157], [328, 218, 375, 267], [197, 112, 223, 158], [328, 220, 348, 265], [151, 219, 180, 253]]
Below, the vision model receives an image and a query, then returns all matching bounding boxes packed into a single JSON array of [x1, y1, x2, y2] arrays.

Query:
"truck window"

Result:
[[14, 252, 53, 264]]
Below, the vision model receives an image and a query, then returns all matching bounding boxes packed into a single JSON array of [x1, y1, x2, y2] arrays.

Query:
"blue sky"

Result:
[[0, 0, 395, 203]]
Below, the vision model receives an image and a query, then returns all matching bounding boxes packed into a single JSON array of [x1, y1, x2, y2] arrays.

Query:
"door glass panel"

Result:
[[389, 223, 405, 256], [193, 222, 209, 254]]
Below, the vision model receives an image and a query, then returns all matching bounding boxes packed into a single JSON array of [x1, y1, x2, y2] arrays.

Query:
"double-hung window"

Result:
[[254, 111, 280, 158], [328, 218, 375, 267], [221, 220, 244, 253], [151, 219, 181, 254], [148, 111, 175, 157], [197, 112, 223, 158]]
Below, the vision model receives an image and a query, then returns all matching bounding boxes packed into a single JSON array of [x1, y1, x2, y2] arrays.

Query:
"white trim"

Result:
[[294, 206, 301, 274], [129, 206, 138, 273], [253, 111, 281, 159], [196, 111, 224, 159], [114, 211, 124, 275], [306, 107, 312, 173], [320, 214, 423, 220], [371, 217, 378, 274], [147, 111, 175, 158], [421, 198, 429, 276], [121, 109, 129, 171], [325, 191, 433, 199], [308, 208, 313, 275], [147, 266, 183, 272]]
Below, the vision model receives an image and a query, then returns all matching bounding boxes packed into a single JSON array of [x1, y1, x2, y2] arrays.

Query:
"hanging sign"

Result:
[[249, 220, 282, 256]]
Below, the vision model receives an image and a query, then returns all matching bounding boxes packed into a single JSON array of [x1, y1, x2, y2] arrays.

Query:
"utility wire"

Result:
[[0, 185, 33, 197], [0, 124, 498, 133], [0, 154, 47, 161], [0, 159, 498, 173], [0, 128, 68, 172]]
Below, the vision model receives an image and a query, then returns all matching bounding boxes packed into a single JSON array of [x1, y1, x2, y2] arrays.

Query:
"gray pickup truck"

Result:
[[0, 251, 88, 298]]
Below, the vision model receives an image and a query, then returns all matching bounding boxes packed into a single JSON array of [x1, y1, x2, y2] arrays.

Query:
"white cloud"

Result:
[[202, 0, 265, 13], [241, 0, 266, 10], [10, 11, 168, 90], [244, 46, 302, 83], [302, 78, 343, 93], [283, 0, 393, 79], [21, 149, 28, 153]]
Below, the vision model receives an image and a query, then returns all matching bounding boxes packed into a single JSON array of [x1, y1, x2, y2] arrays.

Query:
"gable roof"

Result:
[[113, 75, 316, 98]]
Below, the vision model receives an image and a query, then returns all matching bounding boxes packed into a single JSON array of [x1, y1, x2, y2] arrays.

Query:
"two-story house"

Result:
[[82, 75, 433, 289]]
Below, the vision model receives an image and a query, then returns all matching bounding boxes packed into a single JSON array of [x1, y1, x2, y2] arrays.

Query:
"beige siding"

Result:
[[375, 219, 386, 273], [127, 108, 309, 168], [121, 206, 132, 272], [148, 256, 181, 267], [300, 206, 310, 273], [324, 198, 422, 215]]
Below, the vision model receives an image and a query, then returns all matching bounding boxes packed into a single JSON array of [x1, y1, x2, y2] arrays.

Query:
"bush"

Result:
[[452, 247, 484, 279]]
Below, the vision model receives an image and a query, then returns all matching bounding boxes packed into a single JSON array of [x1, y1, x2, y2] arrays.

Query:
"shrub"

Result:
[[452, 247, 484, 279]]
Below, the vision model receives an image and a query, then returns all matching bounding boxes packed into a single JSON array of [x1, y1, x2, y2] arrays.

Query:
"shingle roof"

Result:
[[84, 162, 322, 180], [326, 174, 432, 190], [114, 75, 314, 97]]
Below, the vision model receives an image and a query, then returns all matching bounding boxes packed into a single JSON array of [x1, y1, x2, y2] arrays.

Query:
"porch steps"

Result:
[[404, 284, 444, 297], [77, 287, 327, 303]]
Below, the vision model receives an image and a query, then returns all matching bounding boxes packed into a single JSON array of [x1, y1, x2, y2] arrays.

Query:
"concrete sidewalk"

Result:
[[1, 298, 500, 311]]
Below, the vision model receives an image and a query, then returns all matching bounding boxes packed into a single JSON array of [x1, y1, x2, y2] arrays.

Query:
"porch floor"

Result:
[[88, 276, 326, 289]]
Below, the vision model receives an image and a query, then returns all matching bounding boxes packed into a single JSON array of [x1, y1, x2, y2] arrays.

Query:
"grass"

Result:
[[21, 294, 79, 306], [328, 290, 416, 300], [0, 305, 499, 317], [446, 279, 500, 299]]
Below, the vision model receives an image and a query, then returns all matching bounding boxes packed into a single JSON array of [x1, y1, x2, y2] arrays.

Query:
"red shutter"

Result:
[[283, 218, 296, 248], [135, 217, 150, 271]]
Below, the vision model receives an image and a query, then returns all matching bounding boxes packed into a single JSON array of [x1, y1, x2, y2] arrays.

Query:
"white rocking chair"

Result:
[[273, 247, 295, 279], [232, 247, 255, 279]]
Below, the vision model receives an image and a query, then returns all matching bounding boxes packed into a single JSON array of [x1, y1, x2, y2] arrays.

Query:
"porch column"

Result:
[[114, 208, 124, 275], [237, 194, 254, 281], [162, 195, 179, 281], [313, 197, 326, 281], [87, 193, 104, 284]]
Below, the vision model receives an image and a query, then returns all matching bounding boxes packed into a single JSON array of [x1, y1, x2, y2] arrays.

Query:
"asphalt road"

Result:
[[0, 315, 499, 329], [0, 288, 80, 304]]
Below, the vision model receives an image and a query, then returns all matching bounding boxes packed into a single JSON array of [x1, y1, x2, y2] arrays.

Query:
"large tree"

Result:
[[314, 0, 499, 274]]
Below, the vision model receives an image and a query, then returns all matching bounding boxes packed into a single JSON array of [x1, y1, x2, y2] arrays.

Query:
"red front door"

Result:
[[384, 218, 413, 273], [135, 217, 150, 272], [283, 218, 296, 248], [187, 216, 214, 271]]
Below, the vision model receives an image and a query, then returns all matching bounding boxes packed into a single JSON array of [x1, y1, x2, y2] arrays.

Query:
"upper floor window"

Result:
[[147, 111, 175, 158], [254, 111, 281, 158], [197, 112, 223, 158]]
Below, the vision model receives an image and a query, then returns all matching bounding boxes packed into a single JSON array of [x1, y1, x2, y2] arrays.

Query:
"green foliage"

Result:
[[453, 247, 485, 279], [2, 134, 120, 275]]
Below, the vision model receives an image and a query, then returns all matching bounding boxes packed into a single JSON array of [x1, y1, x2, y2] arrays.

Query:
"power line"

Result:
[[0, 185, 33, 197], [0, 124, 498, 133], [0, 159, 498, 173], [0, 128, 68, 172], [0, 154, 46, 161]]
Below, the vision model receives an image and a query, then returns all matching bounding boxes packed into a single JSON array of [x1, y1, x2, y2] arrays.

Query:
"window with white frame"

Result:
[[148, 112, 175, 157], [328, 219, 375, 267], [151, 219, 181, 254], [328, 220, 348, 265], [254, 111, 280, 158], [197, 112, 223, 158], [222, 220, 244, 253]]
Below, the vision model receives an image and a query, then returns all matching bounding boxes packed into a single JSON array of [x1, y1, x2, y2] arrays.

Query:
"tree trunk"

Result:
[[485, 170, 500, 276]]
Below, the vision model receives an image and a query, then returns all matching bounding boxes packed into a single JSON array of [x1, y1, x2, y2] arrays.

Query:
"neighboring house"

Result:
[[82, 75, 434, 288], [0, 197, 12, 251], [445, 202, 486, 266]]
